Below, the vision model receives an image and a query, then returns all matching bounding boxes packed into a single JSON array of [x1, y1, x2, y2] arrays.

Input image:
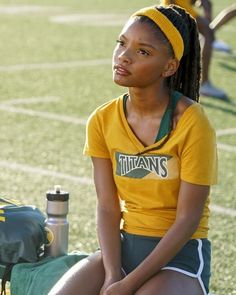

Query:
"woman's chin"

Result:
[[113, 77, 130, 87]]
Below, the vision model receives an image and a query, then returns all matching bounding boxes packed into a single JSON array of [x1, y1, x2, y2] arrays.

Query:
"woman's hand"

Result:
[[100, 277, 119, 295], [100, 269, 128, 295], [101, 280, 134, 295]]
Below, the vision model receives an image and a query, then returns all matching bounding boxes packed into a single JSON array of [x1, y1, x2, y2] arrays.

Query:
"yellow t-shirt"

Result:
[[84, 94, 217, 239], [161, 0, 199, 18]]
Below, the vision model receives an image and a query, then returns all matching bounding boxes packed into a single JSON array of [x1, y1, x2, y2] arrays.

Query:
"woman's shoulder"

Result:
[[175, 94, 194, 115], [86, 95, 123, 127], [174, 95, 213, 130], [173, 95, 194, 128]]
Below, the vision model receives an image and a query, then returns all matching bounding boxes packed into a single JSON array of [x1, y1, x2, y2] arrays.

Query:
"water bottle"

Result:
[[44, 185, 69, 257]]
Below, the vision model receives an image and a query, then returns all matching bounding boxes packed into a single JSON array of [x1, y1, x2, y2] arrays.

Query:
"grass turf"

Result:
[[0, 0, 235, 294]]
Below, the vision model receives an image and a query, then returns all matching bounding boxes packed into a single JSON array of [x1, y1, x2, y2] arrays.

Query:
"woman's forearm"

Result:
[[97, 205, 122, 278]]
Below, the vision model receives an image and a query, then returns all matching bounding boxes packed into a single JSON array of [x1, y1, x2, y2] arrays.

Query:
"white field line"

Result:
[[0, 99, 235, 216], [0, 159, 235, 217], [216, 128, 236, 136], [0, 59, 111, 72], [50, 14, 128, 26], [210, 204, 236, 217], [216, 128, 236, 153], [217, 143, 236, 152], [0, 160, 93, 185], [1, 96, 60, 105], [0, 6, 64, 14], [0, 103, 236, 147], [0, 7, 235, 219], [0, 104, 87, 125]]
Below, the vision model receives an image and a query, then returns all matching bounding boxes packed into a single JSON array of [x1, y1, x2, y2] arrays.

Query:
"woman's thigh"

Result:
[[48, 251, 104, 295], [135, 270, 203, 295]]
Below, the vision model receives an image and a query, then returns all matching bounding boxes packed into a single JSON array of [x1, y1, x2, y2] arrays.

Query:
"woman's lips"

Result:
[[114, 65, 131, 76]]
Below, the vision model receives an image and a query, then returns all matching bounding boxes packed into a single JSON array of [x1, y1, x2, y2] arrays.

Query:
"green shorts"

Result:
[[121, 232, 211, 295]]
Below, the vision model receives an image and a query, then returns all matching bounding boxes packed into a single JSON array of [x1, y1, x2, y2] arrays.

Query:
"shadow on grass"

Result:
[[214, 51, 236, 61], [201, 99, 236, 116], [218, 62, 236, 72]]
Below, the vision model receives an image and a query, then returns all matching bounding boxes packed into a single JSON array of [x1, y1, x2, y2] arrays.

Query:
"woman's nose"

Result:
[[118, 48, 132, 64]]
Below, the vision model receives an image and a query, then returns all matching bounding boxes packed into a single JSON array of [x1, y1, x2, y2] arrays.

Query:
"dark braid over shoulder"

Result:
[[137, 5, 201, 102], [159, 5, 201, 102], [134, 5, 201, 154]]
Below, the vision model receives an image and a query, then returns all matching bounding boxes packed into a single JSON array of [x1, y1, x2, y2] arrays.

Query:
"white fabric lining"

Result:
[[162, 239, 208, 295]]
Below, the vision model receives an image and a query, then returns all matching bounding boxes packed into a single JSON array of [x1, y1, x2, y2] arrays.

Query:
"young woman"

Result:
[[49, 5, 217, 295]]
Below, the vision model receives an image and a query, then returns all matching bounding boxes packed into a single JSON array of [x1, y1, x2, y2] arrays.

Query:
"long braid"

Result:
[[159, 5, 201, 102], [137, 5, 201, 102], [135, 6, 201, 154]]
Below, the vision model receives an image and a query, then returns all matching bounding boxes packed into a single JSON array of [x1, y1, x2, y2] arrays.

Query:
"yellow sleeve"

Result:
[[180, 107, 217, 185], [83, 110, 110, 158]]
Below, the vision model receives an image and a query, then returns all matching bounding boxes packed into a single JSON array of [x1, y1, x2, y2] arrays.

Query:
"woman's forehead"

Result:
[[121, 19, 154, 37], [119, 18, 163, 45], [120, 18, 146, 34]]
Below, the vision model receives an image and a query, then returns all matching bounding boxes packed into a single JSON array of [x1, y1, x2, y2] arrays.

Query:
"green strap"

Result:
[[155, 91, 182, 141], [123, 93, 129, 116], [123, 91, 182, 143]]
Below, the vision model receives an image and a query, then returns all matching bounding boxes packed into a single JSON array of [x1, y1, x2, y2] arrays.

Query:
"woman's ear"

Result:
[[162, 58, 179, 78]]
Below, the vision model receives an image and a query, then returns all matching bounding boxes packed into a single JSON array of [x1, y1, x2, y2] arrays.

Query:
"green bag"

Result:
[[10, 252, 89, 295], [0, 197, 46, 294], [0, 197, 46, 264]]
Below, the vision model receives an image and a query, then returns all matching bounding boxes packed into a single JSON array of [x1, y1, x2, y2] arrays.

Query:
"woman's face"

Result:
[[112, 18, 174, 88]]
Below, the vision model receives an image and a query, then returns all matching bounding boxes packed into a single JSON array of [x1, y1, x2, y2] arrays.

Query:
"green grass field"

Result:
[[0, 0, 235, 294]]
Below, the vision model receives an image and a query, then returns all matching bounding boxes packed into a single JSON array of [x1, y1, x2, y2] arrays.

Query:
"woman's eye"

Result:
[[116, 40, 125, 46], [138, 49, 150, 56]]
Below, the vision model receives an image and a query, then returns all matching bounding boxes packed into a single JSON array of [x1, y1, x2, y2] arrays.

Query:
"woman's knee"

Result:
[[48, 251, 104, 295], [134, 270, 203, 295], [63, 251, 104, 278]]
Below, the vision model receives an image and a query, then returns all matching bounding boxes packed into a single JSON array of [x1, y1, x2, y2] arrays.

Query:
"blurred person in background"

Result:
[[210, 3, 236, 36], [161, 0, 231, 99]]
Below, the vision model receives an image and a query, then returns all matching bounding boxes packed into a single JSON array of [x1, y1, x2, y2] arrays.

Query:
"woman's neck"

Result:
[[127, 86, 170, 117]]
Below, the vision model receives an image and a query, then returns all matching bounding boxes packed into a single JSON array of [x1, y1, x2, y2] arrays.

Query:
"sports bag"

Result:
[[0, 197, 46, 294]]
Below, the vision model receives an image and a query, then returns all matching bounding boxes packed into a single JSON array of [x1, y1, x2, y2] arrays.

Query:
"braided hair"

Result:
[[135, 5, 201, 154], [137, 5, 201, 102]]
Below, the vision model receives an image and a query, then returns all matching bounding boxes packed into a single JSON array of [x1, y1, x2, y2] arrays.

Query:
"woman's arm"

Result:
[[198, 0, 212, 22], [118, 180, 210, 293], [92, 157, 123, 290]]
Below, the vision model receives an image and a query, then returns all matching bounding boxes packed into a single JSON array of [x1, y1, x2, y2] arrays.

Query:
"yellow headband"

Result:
[[132, 6, 184, 61]]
